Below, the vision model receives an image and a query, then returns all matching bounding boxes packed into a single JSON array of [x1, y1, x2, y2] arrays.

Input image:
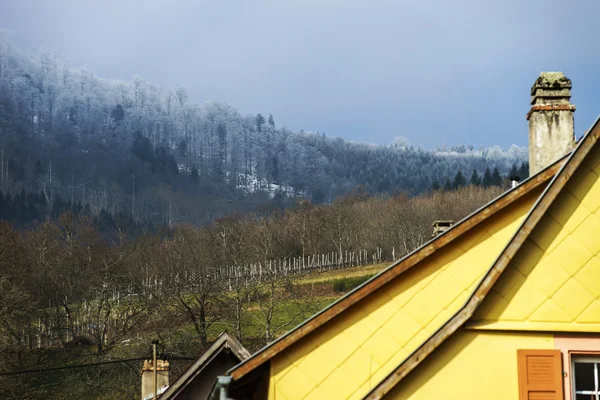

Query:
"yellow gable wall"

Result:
[[384, 329, 554, 399], [472, 143, 600, 332], [268, 187, 544, 400]]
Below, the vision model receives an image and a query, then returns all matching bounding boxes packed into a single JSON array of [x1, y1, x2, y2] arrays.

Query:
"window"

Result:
[[572, 356, 600, 400]]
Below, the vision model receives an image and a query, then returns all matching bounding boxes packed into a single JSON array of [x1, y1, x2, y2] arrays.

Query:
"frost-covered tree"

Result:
[[255, 113, 265, 133], [0, 37, 526, 226]]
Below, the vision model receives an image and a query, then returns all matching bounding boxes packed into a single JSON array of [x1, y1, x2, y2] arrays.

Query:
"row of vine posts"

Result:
[[19, 246, 397, 351]]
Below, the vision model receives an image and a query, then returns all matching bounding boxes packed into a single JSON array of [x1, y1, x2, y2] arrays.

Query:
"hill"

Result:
[[0, 35, 528, 227]]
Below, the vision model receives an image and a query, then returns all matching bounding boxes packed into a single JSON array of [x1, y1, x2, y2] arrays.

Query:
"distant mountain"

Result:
[[0, 36, 527, 226]]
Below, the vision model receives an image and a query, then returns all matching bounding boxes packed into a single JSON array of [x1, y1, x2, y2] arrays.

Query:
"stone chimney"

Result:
[[431, 220, 453, 238], [527, 72, 576, 175], [141, 360, 169, 400]]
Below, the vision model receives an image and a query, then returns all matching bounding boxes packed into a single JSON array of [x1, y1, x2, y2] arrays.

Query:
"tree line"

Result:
[[0, 183, 500, 356], [433, 162, 529, 191]]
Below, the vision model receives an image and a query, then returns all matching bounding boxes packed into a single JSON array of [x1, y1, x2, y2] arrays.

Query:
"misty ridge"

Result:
[[0, 34, 528, 228]]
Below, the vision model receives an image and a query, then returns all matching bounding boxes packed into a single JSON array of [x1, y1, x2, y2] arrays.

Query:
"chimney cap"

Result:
[[432, 220, 454, 227], [141, 359, 170, 372], [531, 71, 572, 95], [431, 220, 454, 238]]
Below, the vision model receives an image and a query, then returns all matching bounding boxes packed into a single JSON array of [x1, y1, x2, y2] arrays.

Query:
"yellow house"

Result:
[[214, 72, 600, 400]]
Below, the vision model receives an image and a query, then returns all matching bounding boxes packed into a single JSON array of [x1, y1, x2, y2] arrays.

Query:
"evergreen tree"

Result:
[[25, 201, 39, 223], [443, 177, 452, 191], [482, 167, 493, 188], [51, 196, 65, 218], [270, 156, 279, 183], [213, 122, 227, 183], [4, 193, 14, 220], [0, 192, 6, 220], [191, 165, 199, 182], [469, 169, 481, 186], [268, 113, 275, 128], [452, 170, 467, 189], [111, 104, 125, 124], [518, 162, 529, 181], [132, 133, 154, 164], [97, 209, 116, 231], [509, 163, 519, 179], [431, 179, 441, 191], [34, 158, 44, 178], [491, 167, 502, 186], [255, 113, 265, 133], [13, 190, 25, 221], [177, 139, 187, 157], [110, 104, 125, 133]]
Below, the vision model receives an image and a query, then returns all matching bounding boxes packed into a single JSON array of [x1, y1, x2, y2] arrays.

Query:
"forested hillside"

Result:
[[0, 184, 504, 399], [0, 36, 528, 226]]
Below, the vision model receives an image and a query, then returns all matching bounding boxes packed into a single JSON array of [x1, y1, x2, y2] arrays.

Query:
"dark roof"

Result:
[[161, 332, 250, 400]]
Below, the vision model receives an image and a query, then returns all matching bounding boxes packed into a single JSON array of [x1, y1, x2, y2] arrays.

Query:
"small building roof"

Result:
[[160, 332, 250, 400]]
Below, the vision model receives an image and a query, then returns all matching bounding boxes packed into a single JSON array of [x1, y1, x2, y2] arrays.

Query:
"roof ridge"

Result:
[[364, 115, 600, 399]]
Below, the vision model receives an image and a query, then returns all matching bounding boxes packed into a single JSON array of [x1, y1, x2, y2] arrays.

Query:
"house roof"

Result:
[[161, 332, 250, 400], [228, 149, 570, 383], [364, 115, 600, 399]]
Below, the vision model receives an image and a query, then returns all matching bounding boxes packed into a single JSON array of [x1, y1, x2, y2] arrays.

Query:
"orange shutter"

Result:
[[517, 349, 564, 400]]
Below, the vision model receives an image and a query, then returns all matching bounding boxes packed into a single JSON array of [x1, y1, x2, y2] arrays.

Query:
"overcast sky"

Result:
[[1, 0, 599, 148]]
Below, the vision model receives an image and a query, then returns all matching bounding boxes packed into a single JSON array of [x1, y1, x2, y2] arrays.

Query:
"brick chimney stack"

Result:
[[527, 72, 576, 175]]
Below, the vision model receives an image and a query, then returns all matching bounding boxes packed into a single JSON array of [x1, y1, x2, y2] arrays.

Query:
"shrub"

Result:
[[332, 274, 375, 293]]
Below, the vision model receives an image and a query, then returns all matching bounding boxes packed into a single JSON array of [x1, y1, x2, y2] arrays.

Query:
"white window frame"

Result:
[[571, 355, 600, 400]]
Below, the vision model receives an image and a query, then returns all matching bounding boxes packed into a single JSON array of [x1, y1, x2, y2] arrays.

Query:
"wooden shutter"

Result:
[[517, 349, 564, 400]]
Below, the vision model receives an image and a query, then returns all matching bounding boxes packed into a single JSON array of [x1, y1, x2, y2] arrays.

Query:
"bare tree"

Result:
[[212, 216, 254, 341], [163, 225, 224, 346]]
